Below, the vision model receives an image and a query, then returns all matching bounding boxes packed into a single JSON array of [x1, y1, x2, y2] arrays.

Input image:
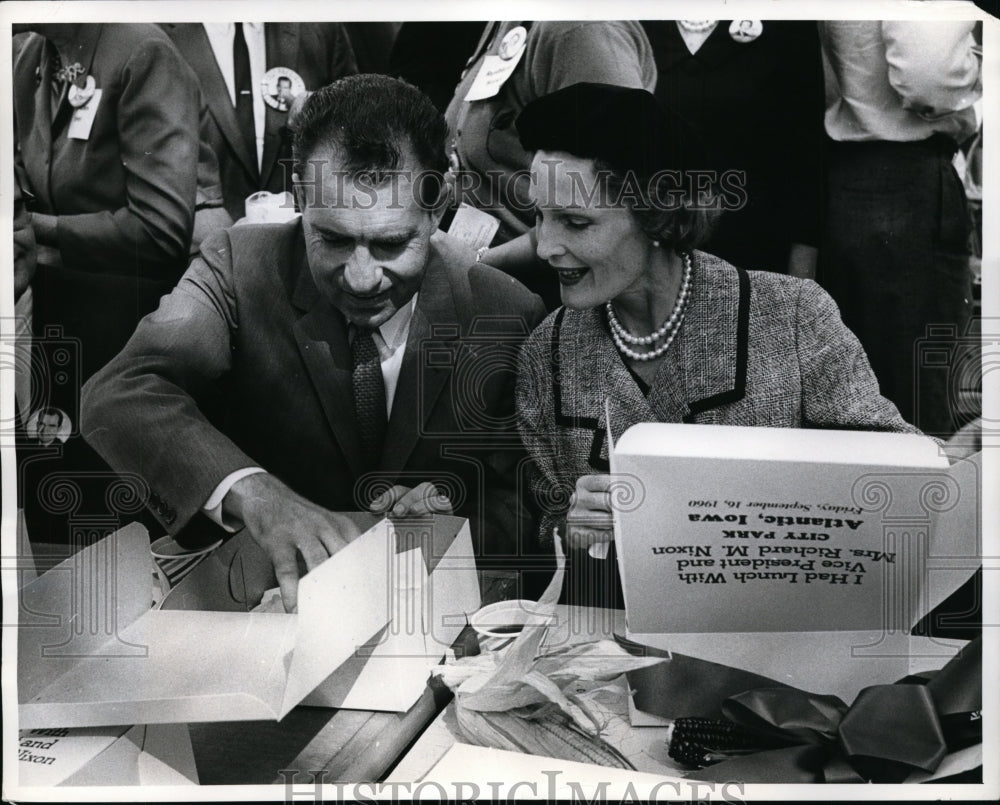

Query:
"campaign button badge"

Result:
[[498, 26, 528, 60], [729, 20, 763, 43], [67, 74, 96, 108], [261, 67, 306, 112]]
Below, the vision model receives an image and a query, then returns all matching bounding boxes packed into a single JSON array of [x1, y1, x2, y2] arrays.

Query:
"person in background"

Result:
[[513, 84, 921, 608], [390, 22, 486, 112], [160, 22, 358, 222], [13, 23, 201, 546], [13, 22, 199, 392], [343, 22, 401, 75], [445, 21, 657, 309], [818, 21, 981, 438], [12, 179, 36, 431], [642, 19, 825, 277], [82, 76, 546, 612]]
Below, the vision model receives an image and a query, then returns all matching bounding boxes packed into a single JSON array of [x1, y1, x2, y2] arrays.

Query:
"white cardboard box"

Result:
[[18, 514, 481, 728], [608, 424, 980, 714]]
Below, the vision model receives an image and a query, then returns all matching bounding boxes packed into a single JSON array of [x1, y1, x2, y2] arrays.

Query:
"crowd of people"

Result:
[[12, 19, 983, 611]]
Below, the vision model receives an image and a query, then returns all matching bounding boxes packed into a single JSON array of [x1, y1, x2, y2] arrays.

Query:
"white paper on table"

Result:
[[17, 724, 198, 786], [19, 522, 392, 727]]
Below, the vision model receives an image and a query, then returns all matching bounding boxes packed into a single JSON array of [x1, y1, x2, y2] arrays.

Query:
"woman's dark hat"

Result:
[[516, 82, 709, 177]]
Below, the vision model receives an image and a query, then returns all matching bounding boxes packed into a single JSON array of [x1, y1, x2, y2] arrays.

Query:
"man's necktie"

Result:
[[351, 329, 388, 471], [233, 23, 256, 158]]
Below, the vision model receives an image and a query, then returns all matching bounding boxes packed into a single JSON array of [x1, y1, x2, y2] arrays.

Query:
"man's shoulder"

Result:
[[430, 230, 545, 319], [202, 219, 303, 260], [99, 23, 186, 61], [197, 219, 305, 297]]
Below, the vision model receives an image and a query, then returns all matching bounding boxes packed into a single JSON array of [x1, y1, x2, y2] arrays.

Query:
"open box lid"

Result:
[[18, 515, 480, 728]]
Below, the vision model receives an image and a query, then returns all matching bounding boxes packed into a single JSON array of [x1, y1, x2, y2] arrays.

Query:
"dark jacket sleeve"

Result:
[[81, 230, 258, 534]]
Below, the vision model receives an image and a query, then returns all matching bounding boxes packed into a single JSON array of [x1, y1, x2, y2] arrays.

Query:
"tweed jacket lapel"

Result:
[[674, 252, 750, 421], [551, 252, 750, 470]]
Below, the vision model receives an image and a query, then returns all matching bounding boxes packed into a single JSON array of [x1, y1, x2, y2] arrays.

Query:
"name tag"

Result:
[[448, 203, 500, 250], [463, 27, 528, 102], [67, 89, 101, 140]]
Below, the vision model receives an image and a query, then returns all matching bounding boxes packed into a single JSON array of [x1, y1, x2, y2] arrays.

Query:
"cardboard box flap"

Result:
[[20, 515, 481, 727], [18, 523, 154, 703], [20, 610, 297, 728], [279, 523, 392, 717], [20, 522, 395, 728], [302, 516, 482, 711], [158, 511, 382, 613]]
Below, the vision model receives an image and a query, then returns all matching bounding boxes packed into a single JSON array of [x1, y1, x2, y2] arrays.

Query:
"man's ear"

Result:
[[428, 169, 456, 229]]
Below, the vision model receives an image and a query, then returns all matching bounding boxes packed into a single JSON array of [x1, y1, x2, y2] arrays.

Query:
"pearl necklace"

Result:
[[677, 20, 717, 33], [606, 253, 693, 362], [606, 250, 693, 353]]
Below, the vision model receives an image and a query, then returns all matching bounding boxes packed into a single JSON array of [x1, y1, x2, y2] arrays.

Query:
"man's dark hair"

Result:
[[277, 75, 291, 86], [38, 407, 63, 427], [291, 74, 448, 205]]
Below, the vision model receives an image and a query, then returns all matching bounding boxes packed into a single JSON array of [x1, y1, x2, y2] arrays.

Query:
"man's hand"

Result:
[[222, 473, 361, 612], [369, 481, 453, 518], [565, 474, 614, 552]]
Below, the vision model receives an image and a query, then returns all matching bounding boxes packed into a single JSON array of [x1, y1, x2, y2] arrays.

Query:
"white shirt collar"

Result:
[[376, 293, 418, 353]]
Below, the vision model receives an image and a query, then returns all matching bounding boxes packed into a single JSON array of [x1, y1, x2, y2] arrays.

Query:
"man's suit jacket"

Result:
[[160, 23, 358, 221], [13, 24, 200, 384], [81, 222, 547, 562]]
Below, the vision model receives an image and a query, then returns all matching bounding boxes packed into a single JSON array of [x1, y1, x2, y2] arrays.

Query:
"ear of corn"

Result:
[[432, 533, 665, 770], [455, 701, 635, 769]]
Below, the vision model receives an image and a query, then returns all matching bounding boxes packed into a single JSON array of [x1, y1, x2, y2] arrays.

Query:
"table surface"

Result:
[[188, 570, 523, 785]]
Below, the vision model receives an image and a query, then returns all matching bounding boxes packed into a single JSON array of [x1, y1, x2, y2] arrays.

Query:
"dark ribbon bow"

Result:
[[674, 637, 981, 783], [689, 684, 941, 782]]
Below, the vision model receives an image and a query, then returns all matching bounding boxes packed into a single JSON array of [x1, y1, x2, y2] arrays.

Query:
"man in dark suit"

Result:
[[159, 22, 357, 222], [82, 75, 546, 611]]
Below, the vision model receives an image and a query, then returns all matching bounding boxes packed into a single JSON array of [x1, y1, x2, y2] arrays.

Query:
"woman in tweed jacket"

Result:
[[513, 84, 918, 607]]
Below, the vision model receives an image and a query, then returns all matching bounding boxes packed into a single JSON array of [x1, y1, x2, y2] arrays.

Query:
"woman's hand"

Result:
[[565, 474, 614, 552], [369, 482, 454, 518]]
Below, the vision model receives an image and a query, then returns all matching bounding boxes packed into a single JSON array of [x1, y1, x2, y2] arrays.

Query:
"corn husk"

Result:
[[433, 532, 665, 766]]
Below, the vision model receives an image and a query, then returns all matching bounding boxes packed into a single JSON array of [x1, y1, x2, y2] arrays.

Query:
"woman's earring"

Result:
[[651, 239, 661, 248]]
